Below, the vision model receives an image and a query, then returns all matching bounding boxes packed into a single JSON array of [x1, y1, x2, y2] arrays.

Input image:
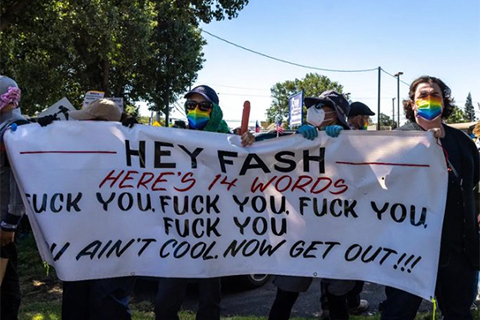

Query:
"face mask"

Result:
[[307, 107, 325, 127], [415, 96, 442, 121], [187, 108, 210, 130]]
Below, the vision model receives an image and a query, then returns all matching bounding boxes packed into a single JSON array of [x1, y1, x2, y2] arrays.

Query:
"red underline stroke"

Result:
[[336, 161, 430, 168], [20, 151, 117, 154]]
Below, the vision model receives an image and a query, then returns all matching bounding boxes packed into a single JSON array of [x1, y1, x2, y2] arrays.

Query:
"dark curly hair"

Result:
[[403, 76, 454, 122]]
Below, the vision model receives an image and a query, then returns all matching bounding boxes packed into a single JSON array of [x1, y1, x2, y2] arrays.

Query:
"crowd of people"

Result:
[[0, 74, 479, 320]]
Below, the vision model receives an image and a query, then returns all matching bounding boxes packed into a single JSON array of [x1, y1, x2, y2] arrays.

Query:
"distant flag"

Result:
[[255, 120, 261, 133], [276, 119, 284, 137]]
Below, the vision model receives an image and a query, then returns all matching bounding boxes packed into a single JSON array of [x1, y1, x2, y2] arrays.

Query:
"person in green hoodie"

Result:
[[154, 85, 253, 320]]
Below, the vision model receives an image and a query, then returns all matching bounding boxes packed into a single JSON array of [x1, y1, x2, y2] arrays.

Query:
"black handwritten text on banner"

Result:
[[5, 122, 447, 299]]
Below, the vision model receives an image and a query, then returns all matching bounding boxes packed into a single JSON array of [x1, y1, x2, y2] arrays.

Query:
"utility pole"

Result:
[[394, 72, 403, 126], [377, 67, 381, 130], [392, 97, 396, 128]]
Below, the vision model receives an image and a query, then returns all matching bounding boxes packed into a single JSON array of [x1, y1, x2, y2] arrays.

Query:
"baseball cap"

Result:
[[69, 98, 122, 121], [185, 85, 219, 105], [304, 90, 350, 129], [349, 102, 375, 117]]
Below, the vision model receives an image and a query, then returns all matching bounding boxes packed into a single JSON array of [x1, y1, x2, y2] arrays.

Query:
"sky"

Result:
[[140, 0, 480, 128]]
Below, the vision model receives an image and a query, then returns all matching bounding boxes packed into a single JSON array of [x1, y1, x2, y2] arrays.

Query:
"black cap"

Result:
[[184, 85, 219, 105], [349, 102, 375, 117], [304, 90, 350, 129]]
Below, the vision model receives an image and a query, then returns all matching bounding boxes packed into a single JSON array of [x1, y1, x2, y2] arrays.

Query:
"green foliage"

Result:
[[0, 0, 249, 117], [124, 104, 140, 118], [378, 113, 396, 129], [131, 2, 205, 116], [464, 92, 476, 122], [266, 73, 344, 124], [445, 105, 467, 124]]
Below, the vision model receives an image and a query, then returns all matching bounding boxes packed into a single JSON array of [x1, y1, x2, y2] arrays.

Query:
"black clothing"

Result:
[[0, 243, 20, 320], [268, 288, 300, 320], [62, 277, 136, 320], [398, 122, 479, 269], [381, 122, 480, 320], [381, 252, 476, 320]]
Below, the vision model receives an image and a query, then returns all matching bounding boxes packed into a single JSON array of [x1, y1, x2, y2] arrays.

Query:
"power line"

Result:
[[201, 29, 378, 73], [173, 101, 186, 117], [201, 29, 413, 90], [218, 92, 270, 98], [206, 83, 271, 92], [380, 68, 410, 86]]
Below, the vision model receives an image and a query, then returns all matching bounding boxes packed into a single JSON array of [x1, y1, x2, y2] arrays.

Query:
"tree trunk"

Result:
[[102, 59, 109, 93]]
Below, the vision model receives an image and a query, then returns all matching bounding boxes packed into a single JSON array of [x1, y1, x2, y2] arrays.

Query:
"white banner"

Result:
[[4, 122, 447, 299]]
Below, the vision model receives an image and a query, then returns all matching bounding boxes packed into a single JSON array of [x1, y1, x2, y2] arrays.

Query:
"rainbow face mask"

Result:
[[415, 96, 442, 121], [187, 108, 211, 130]]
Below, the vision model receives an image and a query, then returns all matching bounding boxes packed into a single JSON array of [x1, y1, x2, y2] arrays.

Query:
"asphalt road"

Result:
[[137, 278, 433, 318]]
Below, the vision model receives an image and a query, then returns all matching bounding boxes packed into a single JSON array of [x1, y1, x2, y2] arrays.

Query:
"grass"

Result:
[[14, 232, 480, 320]]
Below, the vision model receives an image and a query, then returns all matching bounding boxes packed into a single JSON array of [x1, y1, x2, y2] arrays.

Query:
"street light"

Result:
[[394, 72, 403, 125]]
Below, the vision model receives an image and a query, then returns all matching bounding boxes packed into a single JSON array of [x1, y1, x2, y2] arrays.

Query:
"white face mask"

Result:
[[307, 107, 325, 127]]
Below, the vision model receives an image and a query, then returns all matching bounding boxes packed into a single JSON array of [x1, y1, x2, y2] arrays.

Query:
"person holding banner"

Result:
[[347, 101, 375, 130], [295, 90, 350, 140], [155, 85, 253, 320], [380, 76, 479, 320], [0, 75, 29, 320], [269, 90, 358, 320], [314, 101, 377, 316], [58, 99, 137, 320]]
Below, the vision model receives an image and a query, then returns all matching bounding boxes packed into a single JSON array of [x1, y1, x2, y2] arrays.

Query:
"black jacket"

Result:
[[399, 122, 479, 269]]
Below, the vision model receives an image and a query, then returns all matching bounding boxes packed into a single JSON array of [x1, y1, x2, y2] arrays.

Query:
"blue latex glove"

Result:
[[296, 124, 318, 140], [325, 125, 343, 138]]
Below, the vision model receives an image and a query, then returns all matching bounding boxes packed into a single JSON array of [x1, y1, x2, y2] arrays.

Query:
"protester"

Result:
[[269, 90, 357, 320], [52, 99, 137, 320], [295, 90, 350, 140], [380, 76, 479, 320], [310, 100, 377, 316], [154, 85, 253, 320], [348, 101, 375, 130], [0, 75, 29, 320]]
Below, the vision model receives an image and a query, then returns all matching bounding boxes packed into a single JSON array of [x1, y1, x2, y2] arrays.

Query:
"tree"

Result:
[[0, 0, 249, 30], [464, 92, 475, 121], [130, 2, 205, 125], [266, 73, 344, 124], [445, 105, 467, 124], [378, 113, 396, 129], [0, 0, 249, 117]]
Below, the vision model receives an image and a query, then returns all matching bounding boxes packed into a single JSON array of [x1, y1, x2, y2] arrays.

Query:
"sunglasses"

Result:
[[185, 100, 213, 112]]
